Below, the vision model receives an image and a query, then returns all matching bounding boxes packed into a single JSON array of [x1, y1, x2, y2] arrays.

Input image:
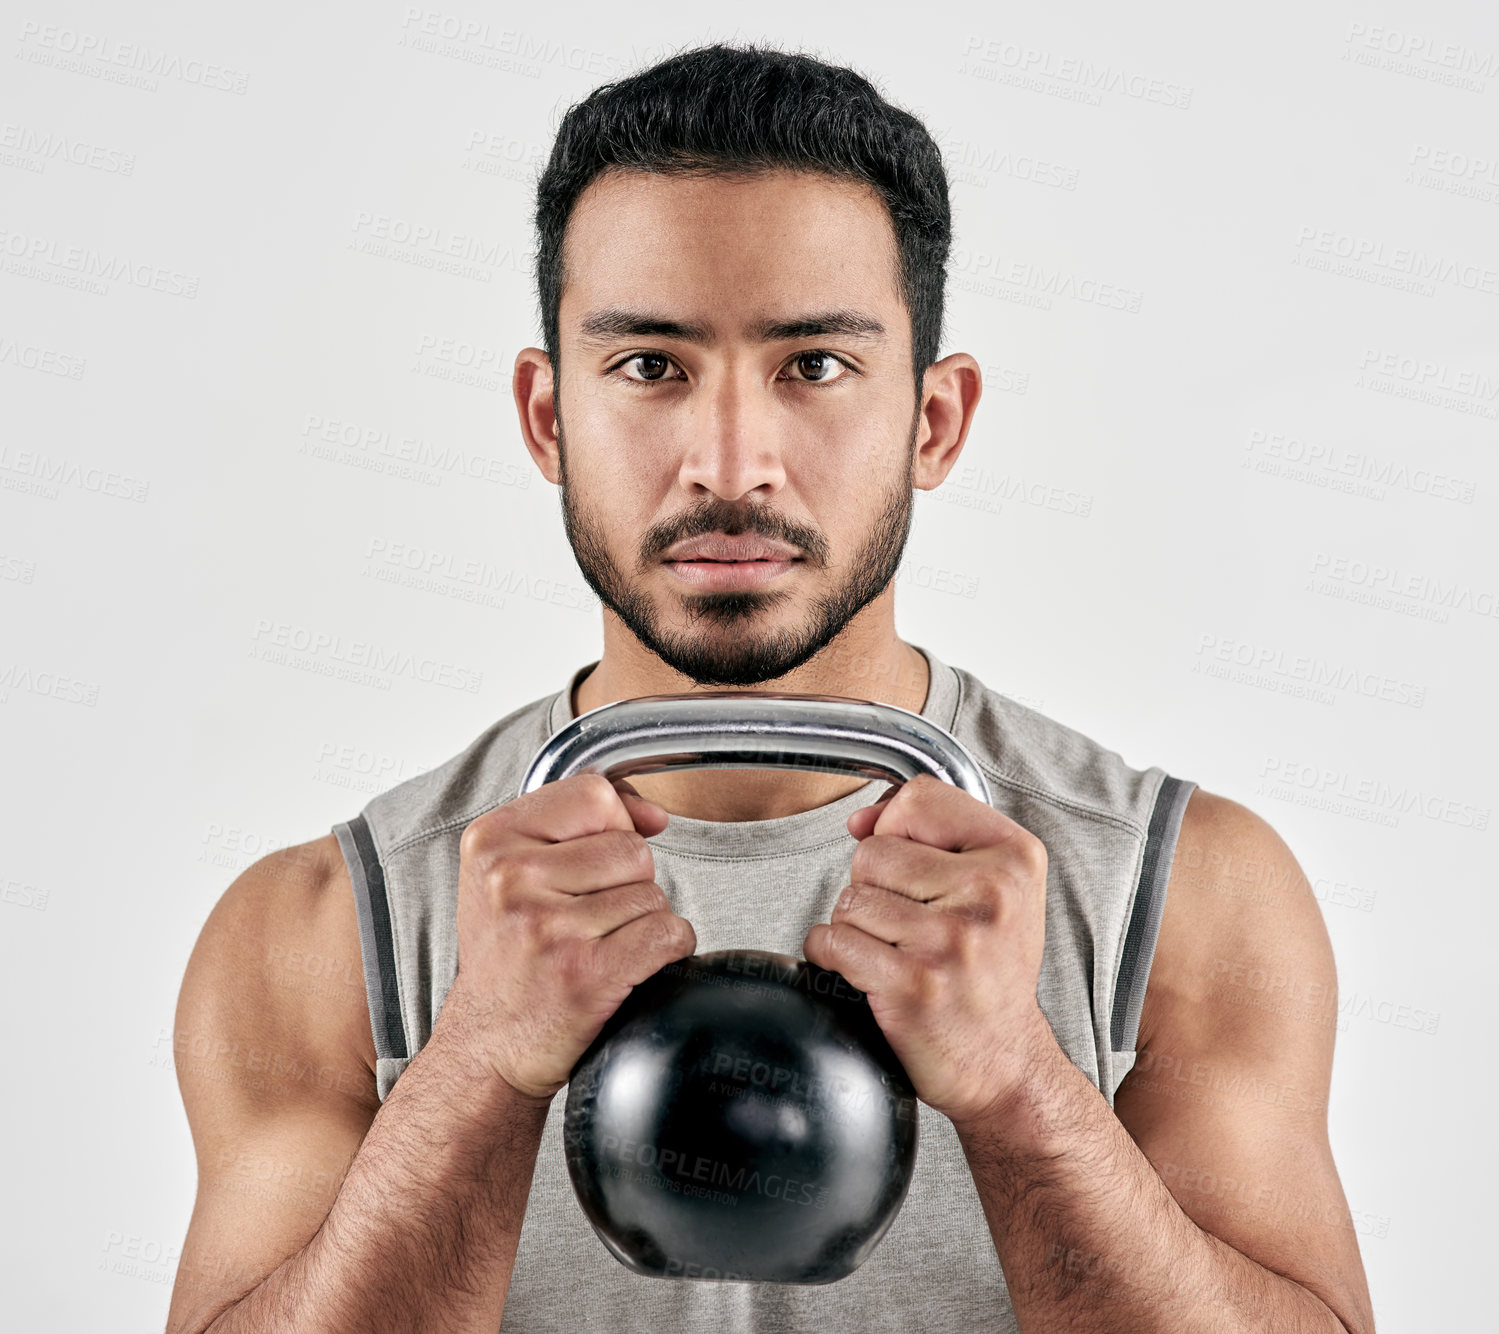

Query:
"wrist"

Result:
[[948, 1005, 1066, 1142], [424, 1000, 557, 1124]]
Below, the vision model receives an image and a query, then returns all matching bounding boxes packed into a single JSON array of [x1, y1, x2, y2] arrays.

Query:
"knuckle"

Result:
[[458, 815, 497, 867], [644, 909, 693, 957], [623, 881, 669, 919], [1017, 832, 1048, 876], [850, 834, 890, 880], [502, 895, 550, 947], [938, 914, 965, 956], [915, 966, 945, 1008], [607, 828, 654, 879], [577, 771, 621, 814], [458, 819, 481, 861], [959, 860, 999, 898], [494, 849, 541, 895], [554, 939, 592, 988], [952, 896, 993, 927], [835, 883, 874, 919]]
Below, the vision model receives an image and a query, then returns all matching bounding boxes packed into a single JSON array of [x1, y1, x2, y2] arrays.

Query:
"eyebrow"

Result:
[[575, 307, 887, 347]]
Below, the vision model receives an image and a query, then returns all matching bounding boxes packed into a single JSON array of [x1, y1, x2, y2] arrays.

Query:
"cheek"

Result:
[[809, 440, 899, 509], [794, 423, 900, 507], [577, 461, 668, 528], [567, 406, 675, 497]]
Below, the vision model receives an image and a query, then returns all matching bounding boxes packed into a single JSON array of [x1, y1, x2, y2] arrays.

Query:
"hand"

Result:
[[802, 775, 1055, 1130], [439, 774, 697, 1102]]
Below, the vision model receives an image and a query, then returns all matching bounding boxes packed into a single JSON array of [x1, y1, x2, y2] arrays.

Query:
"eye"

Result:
[[609, 350, 852, 386], [614, 352, 681, 383], [781, 350, 850, 384]]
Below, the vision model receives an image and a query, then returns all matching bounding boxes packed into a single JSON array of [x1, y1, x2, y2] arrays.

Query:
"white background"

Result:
[[3, 2, 1495, 1329]]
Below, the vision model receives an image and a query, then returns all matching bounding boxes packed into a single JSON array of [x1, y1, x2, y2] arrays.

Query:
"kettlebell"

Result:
[[520, 691, 992, 1284]]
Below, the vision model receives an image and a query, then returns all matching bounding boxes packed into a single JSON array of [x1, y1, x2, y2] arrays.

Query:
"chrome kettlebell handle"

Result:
[[520, 691, 992, 805]]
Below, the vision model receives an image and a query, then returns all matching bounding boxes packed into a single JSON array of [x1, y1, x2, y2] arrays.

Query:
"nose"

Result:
[[676, 365, 787, 502]]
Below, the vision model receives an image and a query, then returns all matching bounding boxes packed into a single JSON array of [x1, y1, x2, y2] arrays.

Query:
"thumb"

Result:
[[847, 782, 903, 839]]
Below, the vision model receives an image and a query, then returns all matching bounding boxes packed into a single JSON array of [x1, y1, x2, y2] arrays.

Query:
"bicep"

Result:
[[170, 1102, 372, 1333], [166, 840, 380, 1334], [1114, 997, 1352, 1283], [1113, 791, 1372, 1331]]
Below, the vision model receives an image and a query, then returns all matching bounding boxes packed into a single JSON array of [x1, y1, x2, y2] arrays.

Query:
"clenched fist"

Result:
[[437, 774, 697, 1102]]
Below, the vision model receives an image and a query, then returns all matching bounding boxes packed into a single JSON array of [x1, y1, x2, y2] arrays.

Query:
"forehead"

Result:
[[559, 168, 903, 333]]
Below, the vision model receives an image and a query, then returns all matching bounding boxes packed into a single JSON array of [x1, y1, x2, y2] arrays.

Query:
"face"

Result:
[[551, 168, 924, 688]]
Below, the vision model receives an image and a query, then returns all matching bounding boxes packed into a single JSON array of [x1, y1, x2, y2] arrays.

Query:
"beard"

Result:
[[556, 419, 918, 688]]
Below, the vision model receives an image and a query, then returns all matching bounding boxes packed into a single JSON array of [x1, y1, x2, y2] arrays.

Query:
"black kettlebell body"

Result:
[[563, 948, 918, 1284]]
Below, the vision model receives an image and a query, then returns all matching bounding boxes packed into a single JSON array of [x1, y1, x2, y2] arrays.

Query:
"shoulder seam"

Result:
[[1110, 775, 1197, 1052], [977, 758, 1149, 837], [333, 816, 409, 1062], [383, 792, 522, 858]]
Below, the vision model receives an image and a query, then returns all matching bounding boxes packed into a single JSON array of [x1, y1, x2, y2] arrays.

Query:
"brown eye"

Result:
[[786, 351, 848, 383], [621, 353, 673, 381]]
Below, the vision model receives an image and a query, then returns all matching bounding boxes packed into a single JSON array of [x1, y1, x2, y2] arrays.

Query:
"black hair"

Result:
[[533, 43, 951, 388]]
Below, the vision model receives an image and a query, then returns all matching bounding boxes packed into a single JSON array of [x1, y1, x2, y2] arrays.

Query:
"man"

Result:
[[166, 44, 1375, 1334]]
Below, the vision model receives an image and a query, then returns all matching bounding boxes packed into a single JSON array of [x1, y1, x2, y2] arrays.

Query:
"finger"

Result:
[[481, 772, 641, 845], [506, 828, 657, 896], [803, 920, 914, 997], [590, 908, 697, 988], [550, 879, 675, 939], [869, 774, 1025, 854], [847, 782, 904, 840], [830, 881, 947, 950], [848, 833, 956, 905], [611, 778, 669, 836]]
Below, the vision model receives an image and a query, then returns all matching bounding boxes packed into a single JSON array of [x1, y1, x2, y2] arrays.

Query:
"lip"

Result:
[[664, 557, 800, 591], [663, 535, 801, 562]]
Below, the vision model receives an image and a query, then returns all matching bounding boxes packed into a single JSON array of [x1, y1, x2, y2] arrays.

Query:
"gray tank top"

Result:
[[333, 643, 1195, 1333]]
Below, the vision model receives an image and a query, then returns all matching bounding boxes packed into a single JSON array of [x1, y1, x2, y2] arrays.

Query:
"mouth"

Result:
[[663, 555, 801, 591]]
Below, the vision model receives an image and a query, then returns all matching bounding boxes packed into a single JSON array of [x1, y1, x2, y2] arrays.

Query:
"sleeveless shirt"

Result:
[[332, 642, 1196, 1332]]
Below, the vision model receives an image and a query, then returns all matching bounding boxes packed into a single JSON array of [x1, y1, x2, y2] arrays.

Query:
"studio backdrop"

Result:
[[2, 2, 1494, 1329]]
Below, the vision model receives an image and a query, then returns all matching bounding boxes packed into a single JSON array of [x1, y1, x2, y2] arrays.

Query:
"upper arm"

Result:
[[166, 835, 381, 1334], [1113, 789, 1375, 1334]]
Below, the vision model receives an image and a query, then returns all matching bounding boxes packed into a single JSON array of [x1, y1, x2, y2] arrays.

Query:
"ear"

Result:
[[912, 353, 983, 491], [513, 347, 561, 485]]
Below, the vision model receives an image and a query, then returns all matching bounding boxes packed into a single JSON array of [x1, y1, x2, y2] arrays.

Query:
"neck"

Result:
[[572, 613, 930, 823]]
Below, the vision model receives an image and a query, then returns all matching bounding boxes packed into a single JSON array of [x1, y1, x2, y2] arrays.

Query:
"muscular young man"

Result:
[[166, 44, 1375, 1334]]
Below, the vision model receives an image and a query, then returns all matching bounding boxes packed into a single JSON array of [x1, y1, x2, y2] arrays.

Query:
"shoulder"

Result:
[[947, 665, 1165, 834], [177, 834, 379, 1116], [1135, 788, 1336, 1054], [168, 838, 385, 1334], [1113, 792, 1373, 1334]]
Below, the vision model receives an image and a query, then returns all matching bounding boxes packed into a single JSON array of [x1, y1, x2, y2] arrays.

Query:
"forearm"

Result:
[[954, 1022, 1350, 1334], [205, 1022, 550, 1334]]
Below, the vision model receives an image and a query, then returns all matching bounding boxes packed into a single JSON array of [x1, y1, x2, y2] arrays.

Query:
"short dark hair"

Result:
[[533, 43, 951, 387]]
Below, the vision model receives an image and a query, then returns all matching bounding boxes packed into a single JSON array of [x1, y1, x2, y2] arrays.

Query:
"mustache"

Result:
[[641, 503, 829, 564]]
